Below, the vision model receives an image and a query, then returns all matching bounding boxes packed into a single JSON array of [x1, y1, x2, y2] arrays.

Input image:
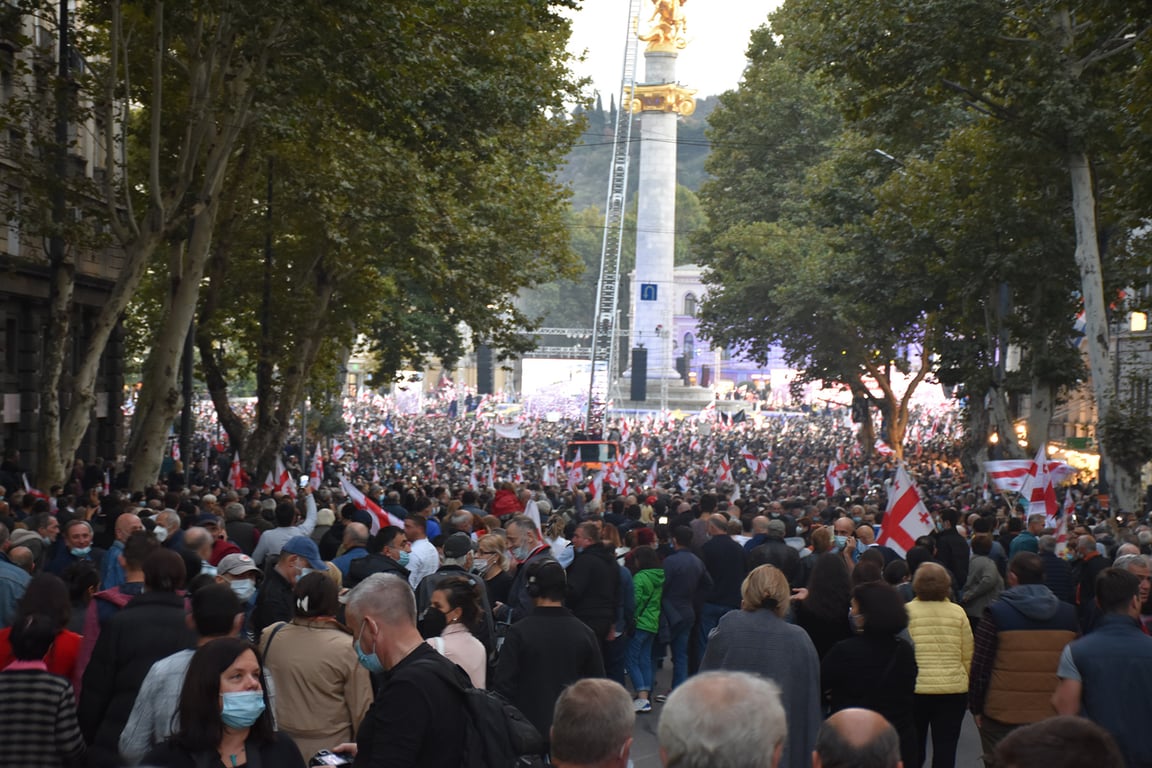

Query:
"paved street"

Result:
[[628, 665, 983, 768]]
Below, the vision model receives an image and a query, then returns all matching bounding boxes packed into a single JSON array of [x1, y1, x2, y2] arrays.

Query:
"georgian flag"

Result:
[[339, 475, 403, 534], [645, 460, 659, 489], [689, 436, 700, 453], [985, 459, 1075, 493], [740, 445, 760, 473], [588, 471, 603, 505], [876, 464, 933, 558], [567, 457, 584, 492], [874, 439, 895, 457], [331, 441, 345, 461], [449, 436, 463, 454], [266, 456, 296, 498], [1019, 447, 1059, 519], [825, 460, 850, 497]]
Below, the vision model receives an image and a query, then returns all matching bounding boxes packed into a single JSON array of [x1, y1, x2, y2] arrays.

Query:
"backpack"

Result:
[[413, 659, 545, 767]]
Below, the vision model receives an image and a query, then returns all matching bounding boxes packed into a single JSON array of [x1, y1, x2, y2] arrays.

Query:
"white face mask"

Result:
[[154, 526, 169, 543]]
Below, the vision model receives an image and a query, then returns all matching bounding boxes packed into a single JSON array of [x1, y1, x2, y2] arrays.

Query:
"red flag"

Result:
[[339, 475, 402, 534], [877, 465, 933, 557]]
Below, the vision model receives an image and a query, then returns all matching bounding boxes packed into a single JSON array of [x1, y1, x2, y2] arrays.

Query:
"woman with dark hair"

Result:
[[61, 560, 100, 634], [791, 552, 853, 659], [821, 581, 919, 767], [0, 614, 86, 766], [626, 546, 664, 713], [144, 637, 303, 767], [0, 572, 82, 679], [426, 574, 487, 688], [257, 572, 371, 761]]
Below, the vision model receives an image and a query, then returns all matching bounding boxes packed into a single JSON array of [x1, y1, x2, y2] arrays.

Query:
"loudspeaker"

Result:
[[675, 356, 687, 384], [477, 345, 494, 395], [630, 348, 647, 401]]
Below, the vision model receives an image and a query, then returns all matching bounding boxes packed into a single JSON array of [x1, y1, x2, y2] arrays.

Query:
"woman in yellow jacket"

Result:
[[906, 562, 973, 768]]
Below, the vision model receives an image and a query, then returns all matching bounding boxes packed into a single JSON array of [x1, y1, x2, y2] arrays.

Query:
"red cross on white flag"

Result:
[[876, 464, 932, 557]]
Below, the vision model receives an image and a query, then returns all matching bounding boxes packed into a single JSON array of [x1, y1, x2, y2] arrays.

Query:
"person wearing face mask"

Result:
[[473, 533, 514, 607], [251, 536, 327, 644], [332, 572, 470, 767], [424, 574, 488, 688], [154, 509, 186, 552], [346, 525, 410, 589], [142, 637, 304, 768], [501, 515, 556, 623], [215, 554, 263, 640], [46, 519, 107, 576], [414, 533, 496, 659], [120, 585, 262, 764]]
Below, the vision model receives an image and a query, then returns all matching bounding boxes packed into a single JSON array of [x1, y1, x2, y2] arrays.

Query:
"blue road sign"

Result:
[[640, 283, 658, 301]]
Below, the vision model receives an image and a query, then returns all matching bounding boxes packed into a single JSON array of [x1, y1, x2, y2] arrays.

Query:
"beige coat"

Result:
[[259, 618, 374, 761]]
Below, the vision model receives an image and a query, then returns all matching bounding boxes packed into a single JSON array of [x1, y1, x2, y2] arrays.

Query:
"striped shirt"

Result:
[[0, 663, 86, 767]]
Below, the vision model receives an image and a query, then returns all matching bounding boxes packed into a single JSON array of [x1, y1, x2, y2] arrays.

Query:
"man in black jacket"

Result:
[[747, 519, 800, 586], [494, 559, 605, 746], [251, 536, 327, 642], [347, 525, 410, 588], [566, 522, 619, 661], [934, 508, 971, 591], [697, 513, 747, 662], [342, 572, 468, 768]]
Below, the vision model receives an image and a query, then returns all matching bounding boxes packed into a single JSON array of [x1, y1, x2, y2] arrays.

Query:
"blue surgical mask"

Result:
[[299, 567, 315, 578], [70, 546, 92, 558], [397, 551, 410, 567], [833, 535, 848, 551], [355, 622, 385, 674], [229, 579, 256, 602], [220, 690, 266, 729]]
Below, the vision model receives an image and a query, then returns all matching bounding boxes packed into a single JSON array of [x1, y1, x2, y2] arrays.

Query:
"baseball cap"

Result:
[[194, 513, 220, 527], [217, 553, 262, 579], [443, 532, 473, 559], [281, 536, 327, 570]]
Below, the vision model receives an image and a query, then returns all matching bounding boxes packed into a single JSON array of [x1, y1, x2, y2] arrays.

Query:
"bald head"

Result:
[[116, 513, 144, 542], [752, 516, 771, 534], [855, 525, 875, 546], [708, 514, 729, 535], [343, 522, 369, 548], [8, 546, 32, 573], [814, 709, 900, 768]]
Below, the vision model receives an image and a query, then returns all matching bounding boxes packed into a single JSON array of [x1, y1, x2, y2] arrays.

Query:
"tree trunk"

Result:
[[961, 401, 991, 487], [126, 202, 219, 488], [37, 247, 76, 491], [988, 387, 1026, 459], [1027, 380, 1054, 456]]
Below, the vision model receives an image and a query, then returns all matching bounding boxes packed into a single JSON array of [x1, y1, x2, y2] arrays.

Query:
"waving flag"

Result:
[[874, 439, 895, 457], [331, 441, 345, 461], [265, 456, 296, 498], [876, 464, 933, 557], [645, 460, 659, 489], [740, 445, 760, 473], [449, 436, 463, 454], [717, 455, 733, 484], [339, 475, 403, 534], [229, 453, 244, 489], [309, 442, 324, 490], [825, 460, 850, 497], [985, 458, 1075, 493], [567, 457, 584, 492], [1019, 447, 1059, 519]]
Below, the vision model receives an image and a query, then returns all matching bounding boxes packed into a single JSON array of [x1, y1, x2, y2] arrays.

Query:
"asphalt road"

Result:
[[628, 665, 984, 768]]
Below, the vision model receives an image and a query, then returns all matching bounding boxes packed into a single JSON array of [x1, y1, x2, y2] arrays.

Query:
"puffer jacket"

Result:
[[906, 598, 973, 694], [633, 568, 665, 634]]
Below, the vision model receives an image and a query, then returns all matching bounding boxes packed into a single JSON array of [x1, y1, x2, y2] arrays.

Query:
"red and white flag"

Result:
[[331, 441, 345, 461], [309, 442, 324, 491], [740, 445, 760, 474], [877, 464, 933, 558], [339, 475, 403, 534], [229, 453, 243, 489], [985, 459, 1075, 493], [717, 455, 733, 484], [645, 460, 659, 489], [1053, 490, 1073, 555], [275, 456, 296, 498], [1019, 447, 1059, 519], [567, 457, 584, 492], [588, 471, 603, 505], [171, 442, 181, 462], [449, 436, 463, 454], [874, 439, 894, 457], [825, 460, 850, 497]]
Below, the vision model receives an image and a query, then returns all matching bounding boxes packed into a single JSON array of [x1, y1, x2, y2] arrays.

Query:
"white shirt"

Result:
[[407, 538, 439, 589]]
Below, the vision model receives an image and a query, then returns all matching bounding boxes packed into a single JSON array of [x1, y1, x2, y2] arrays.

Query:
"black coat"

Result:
[[934, 527, 971, 588], [78, 591, 196, 766], [565, 543, 619, 627], [700, 535, 747, 608], [252, 567, 295, 643], [822, 633, 918, 768], [747, 538, 801, 587], [493, 606, 605, 740], [346, 552, 410, 589]]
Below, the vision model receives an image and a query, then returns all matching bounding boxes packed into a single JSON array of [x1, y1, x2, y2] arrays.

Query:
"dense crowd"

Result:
[[0, 403, 1148, 768]]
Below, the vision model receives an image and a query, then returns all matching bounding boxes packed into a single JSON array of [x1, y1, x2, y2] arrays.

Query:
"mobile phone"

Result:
[[310, 750, 352, 766], [299, 476, 310, 488]]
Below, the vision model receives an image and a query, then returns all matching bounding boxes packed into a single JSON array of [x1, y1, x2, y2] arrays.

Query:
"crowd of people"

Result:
[[0, 403, 1148, 767]]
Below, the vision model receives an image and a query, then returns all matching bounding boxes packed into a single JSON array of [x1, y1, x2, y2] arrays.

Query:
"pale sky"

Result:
[[565, 1, 783, 102]]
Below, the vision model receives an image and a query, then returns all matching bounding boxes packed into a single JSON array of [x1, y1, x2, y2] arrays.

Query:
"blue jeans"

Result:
[[697, 603, 731, 663], [669, 619, 692, 689], [626, 629, 656, 695], [606, 630, 629, 686]]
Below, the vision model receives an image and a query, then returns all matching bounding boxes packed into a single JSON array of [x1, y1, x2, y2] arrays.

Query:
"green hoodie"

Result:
[[633, 568, 665, 634]]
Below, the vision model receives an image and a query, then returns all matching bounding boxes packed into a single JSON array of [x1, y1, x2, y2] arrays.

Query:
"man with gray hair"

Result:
[[1009, 514, 1045, 557], [1113, 553, 1152, 630], [336, 573, 469, 767], [659, 671, 787, 768], [0, 523, 30, 626], [550, 678, 634, 768], [813, 709, 901, 768], [223, 501, 258, 555]]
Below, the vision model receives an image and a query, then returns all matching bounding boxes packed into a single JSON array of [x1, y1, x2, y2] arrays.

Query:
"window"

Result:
[[684, 292, 697, 317], [683, 333, 694, 362]]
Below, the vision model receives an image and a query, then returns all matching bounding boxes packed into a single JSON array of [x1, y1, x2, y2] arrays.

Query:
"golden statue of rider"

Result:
[[637, 0, 688, 50]]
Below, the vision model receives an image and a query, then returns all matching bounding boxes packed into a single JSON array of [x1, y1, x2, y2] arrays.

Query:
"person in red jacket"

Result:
[[491, 482, 524, 521], [0, 573, 83, 681]]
